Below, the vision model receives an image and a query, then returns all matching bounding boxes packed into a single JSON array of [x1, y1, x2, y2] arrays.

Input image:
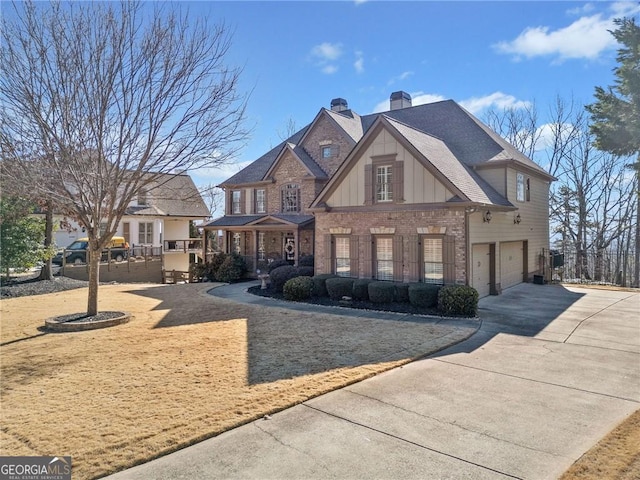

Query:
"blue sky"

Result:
[[190, 0, 640, 192]]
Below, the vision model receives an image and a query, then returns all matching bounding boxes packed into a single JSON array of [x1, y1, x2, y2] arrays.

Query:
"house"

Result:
[[206, 92, 554, 296], [54, 172, 210, 275]]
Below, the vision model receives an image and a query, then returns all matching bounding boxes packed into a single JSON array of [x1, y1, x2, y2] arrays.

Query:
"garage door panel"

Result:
[[501, 241, 523, 290], [472, 244, 491, 298]]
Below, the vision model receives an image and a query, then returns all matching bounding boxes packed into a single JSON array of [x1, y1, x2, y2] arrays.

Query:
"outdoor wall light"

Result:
[[514, 213, 522, 224], [483, 210, 492, 223]]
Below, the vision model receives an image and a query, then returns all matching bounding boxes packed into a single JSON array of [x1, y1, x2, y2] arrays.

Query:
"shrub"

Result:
[[283, 276, 314, 301], [299, 254, 314, 267], [368, 281, 395, 304], [269, 265, 300, 292], [326, 277, 355, 300], [312, 274, 338, 297], [408, 284, 441, 309], [268, 259, 290, 273], [297, 266, 314, 277], [204, 253, 226, 281], [352, 279, 373, 301], [215, 253, 247, 283], [394, 283, 411, 303], [190, 262, 207, 282], [437, 285, 479, 316]]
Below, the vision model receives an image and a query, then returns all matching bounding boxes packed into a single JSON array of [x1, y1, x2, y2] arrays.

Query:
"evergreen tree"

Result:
[[586, 17, 640, 286]]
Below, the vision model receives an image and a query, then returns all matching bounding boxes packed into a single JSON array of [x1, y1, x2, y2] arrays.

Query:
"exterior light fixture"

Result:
[[483, 210, 492, 223], [514, 213, 522, 224]]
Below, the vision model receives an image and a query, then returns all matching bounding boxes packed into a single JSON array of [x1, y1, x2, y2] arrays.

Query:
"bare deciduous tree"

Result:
[[0, 1, 248, 315]]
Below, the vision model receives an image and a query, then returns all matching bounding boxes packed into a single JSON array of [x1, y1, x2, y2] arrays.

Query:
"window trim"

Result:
[[281, 183, 300, 213], [138, 222, 153, 245], [516, 173, 525, 202], [255, 188, 266, 214], [232, 190, 242, 214], [375, 164, 393, 203], [333, 236, 351, 277], [365, 156, 404, 206], [374, 235, 394, 281], [421, 235, 444, 285]]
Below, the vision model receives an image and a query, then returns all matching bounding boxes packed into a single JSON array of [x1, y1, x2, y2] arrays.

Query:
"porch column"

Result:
[[222, 229, 228, 254], [293, 228, 299, 266], [252, 229, 258, 272]]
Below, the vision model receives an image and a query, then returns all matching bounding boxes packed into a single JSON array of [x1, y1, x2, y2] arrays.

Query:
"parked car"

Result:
[[52, 237, 129, 265]]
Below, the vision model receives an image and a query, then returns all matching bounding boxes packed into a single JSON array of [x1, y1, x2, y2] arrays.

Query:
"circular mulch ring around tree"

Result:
[[45, 311, 131, 332]]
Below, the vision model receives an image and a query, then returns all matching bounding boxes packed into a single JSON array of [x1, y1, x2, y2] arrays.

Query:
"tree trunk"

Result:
[[87, 248, 101, 316], [38, 202, 54, 281]]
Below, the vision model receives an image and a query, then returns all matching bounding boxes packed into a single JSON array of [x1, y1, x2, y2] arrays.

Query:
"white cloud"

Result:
[[493, 2, 640, 62], [309, 42, 343, 74], [567, 3, 595, 16], [459, 92, 531, 115], [354, 51, 364, 74], [310, 42, 343, 61], [387, 71, 414, 86]]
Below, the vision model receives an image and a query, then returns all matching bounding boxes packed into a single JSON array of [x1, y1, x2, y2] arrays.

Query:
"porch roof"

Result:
[[205, 214, 314, 228]]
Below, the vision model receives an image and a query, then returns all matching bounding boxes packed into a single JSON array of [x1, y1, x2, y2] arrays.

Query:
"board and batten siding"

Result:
[[326, 129, 453, 207], [469, 166, 550, 282]]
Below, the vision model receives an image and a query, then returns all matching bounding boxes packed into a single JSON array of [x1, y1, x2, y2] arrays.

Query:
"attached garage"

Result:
[[500, 241, 525, 291], [472, 244, 492, 298]]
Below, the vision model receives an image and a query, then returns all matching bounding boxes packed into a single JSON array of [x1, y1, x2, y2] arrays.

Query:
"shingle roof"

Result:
[[205, 215, 264, 227], [126, 173, 209, 217], [220, 98, 551, 189], [205, 214, 314, 228], [385, 117, 512, 206]]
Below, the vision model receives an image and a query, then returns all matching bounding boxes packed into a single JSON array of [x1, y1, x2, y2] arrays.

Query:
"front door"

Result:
[[284, 235, 296, 263]]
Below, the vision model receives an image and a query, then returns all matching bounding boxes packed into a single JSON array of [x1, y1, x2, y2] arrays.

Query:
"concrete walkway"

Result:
[[105, 283, 640, 480]]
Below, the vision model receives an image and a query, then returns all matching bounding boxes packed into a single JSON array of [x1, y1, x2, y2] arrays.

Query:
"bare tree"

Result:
[[1, 1, 248, 315]]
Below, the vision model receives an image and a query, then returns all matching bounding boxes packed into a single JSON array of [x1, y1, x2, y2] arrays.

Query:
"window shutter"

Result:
[[350, 235, 359, 277], [362, 235, 372, 278], [240, 189, 246, 214], [443, 235, 456, 284], [393, 236, 404, 282], [297, 186, 301, 212], [364, 164, 373, 205], [394, 161, 404, 203], [324, 234, 333, 274], [408, 235, 420, 281]]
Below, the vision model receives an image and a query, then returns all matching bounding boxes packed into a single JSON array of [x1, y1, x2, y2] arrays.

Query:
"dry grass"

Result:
[[559, 408, 640, 480], [0, 283, 475, 480]]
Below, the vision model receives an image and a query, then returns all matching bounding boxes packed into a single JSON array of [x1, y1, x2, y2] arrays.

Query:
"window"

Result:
[[138, 190, 148, 206], [322, 146, 332, 158], [232, 190, 242, 214], [334, 237, 350, 277], [255, 189, 266, 214], [281, 184, 300, 213], [375, 237, 393, 281], [365, 158, 403, 205], [376, 165, 393, 202], [423, 238, 444, 285], [139, 222, 153, 244], [516, 173, 525, 202]]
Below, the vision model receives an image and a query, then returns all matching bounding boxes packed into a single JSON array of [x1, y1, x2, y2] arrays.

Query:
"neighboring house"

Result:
[[206, 92, 554, 296], [54, 173, 210, 273]]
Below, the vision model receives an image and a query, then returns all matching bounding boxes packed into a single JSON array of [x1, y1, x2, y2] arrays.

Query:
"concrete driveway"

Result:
[[105, 283, 639, 480]]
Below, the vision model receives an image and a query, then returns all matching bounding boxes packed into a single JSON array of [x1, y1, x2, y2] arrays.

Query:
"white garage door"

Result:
[[500, 241, 524, 291], [472, 244, 491, 298]]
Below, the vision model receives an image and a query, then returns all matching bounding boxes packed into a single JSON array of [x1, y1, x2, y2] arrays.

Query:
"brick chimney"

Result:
[[330, 98, 348, 112], [390, 91, 412, 110]]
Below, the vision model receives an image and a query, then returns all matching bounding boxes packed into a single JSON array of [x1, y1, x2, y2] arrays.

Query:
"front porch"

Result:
[[205, 215, 315, 275]]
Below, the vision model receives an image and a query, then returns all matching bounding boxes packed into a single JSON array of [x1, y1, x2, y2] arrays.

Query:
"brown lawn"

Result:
[[0, 283, 476, 480]]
